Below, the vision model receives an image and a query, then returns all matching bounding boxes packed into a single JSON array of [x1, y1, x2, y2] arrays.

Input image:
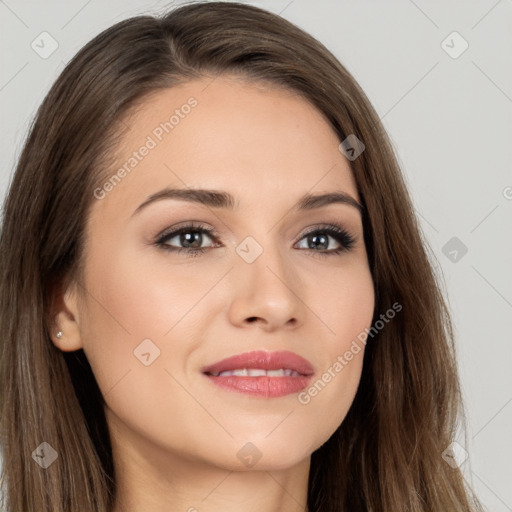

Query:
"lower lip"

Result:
[[204, 374, 312, 398]]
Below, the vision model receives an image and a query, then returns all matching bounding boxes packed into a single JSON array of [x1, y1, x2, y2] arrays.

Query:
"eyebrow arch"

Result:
[[131, 187, 364, 217]]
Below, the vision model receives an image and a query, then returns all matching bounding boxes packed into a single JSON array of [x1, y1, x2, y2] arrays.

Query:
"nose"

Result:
[[227, 241, 303, 332]]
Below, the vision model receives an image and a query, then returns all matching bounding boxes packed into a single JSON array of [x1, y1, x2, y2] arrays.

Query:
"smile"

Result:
[[208, 368, 303, 377]]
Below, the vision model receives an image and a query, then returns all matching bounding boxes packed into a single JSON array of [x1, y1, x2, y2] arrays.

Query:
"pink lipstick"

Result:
[[201, 350, 314, 398]]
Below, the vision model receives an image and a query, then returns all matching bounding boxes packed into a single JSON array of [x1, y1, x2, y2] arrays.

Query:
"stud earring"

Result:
[[56, 331, 63, 339]]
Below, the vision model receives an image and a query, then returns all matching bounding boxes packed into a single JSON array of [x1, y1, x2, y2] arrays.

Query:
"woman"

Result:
[[0, 2, 484, 511]]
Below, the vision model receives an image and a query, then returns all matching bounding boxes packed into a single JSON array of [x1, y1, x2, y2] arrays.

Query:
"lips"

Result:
[[201, 350, 314, 398], [201, 350, 314, 377]]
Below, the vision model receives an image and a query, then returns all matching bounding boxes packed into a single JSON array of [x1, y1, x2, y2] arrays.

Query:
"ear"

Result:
[[48, 276, 84, 352]]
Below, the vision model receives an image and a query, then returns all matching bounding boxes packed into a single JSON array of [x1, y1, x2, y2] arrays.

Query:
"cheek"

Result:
[[309, 257, 375, 344], [77, 238, 221, 400], [76, 245, 203, 449], [296, 262, 374, 434], [81, 237, 213, 342]]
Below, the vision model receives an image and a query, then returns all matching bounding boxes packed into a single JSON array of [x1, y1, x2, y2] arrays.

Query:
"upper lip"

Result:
[[201, 350, 314, 376]]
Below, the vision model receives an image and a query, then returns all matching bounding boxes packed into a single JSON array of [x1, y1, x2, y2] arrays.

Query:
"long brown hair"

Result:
[[0, 2, 483, 511]]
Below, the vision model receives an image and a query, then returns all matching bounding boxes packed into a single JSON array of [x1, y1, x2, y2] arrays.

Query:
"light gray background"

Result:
[[1, 1, 511, 510]]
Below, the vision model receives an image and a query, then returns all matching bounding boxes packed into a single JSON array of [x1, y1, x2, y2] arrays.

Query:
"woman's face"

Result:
[[59, 75, 374, 471]]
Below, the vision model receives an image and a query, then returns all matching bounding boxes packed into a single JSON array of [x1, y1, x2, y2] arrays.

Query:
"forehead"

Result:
[[92, 75, 359, 221]]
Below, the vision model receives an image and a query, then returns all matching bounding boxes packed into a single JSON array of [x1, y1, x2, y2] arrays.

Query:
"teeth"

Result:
[[247, 369, 267, 376], [209, 368, 302, 377], [266, 369, 285, 377]]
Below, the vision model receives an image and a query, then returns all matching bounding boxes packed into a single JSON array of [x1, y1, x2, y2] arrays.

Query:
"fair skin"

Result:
[[52, 75, 375, 512]]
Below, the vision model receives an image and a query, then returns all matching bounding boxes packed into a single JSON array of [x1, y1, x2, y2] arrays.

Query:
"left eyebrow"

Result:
[[296, 191, 364, 215], [131, 188, 364, 217]]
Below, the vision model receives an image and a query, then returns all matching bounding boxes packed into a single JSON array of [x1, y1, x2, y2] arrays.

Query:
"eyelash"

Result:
[[155, 222, 356, 258]]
